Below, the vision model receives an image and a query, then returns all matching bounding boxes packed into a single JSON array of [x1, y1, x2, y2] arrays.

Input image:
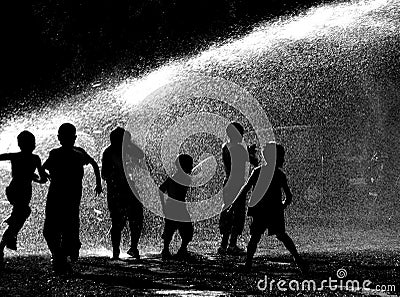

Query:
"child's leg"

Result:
[[126, 208, 143, 259], [0, 227, 10, 265], [228, 201, 239, 248], [219, 182, 238, 251], [276, 232, 301, 261], [246, 233, 262, 267], [0, 227, 15, 251], [64, 207, 81, 261], [276, 232, 308, 273], [218, 209, 233, 251], [229, 233, 238, 248], [1, 205, 31, 250], [178, 222, 194, 254], [128, 206, 143, 251], [0, 229, 10, 250], [11, 205, 31, 234], [230, 197, 246, 248], [246, 216, 266, 268], [44, 217, 67, 271], [43, 217, 60, 255], [110, 214, 125, 258], [221, 233, 229, 249], [162, 220, 175, 257]]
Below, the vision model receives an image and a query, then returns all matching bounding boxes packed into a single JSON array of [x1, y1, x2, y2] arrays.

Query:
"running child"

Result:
[[42, 123, 102, 273], [0, 131, 47, 266], [236, 142, 307, 272]]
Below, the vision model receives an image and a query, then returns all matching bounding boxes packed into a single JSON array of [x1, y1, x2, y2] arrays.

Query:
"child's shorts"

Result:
[[162, 219, 194, 243], [250, 210, 285, 236]]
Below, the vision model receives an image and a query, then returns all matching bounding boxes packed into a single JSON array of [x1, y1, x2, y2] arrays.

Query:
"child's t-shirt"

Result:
[[4, 152, 40, 183], [159, 171, 191, 221], [247, 165, 287, 215], [44, 146, 92, 201], [4, 152, 41, 205], [222, 142, 248, 182], [101, 146, 127, 186]]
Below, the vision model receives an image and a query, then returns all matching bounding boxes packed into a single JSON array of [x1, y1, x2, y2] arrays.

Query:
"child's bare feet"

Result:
[[227, 245, 246, 256], [295, 258, 310, 275], [161, 249, 172, 261], [127, 247, 140, 260], [217, 247, 227, 255], [6, 237, 17, 251]]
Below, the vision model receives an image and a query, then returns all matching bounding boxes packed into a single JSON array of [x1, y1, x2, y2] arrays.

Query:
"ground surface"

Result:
[[0, 247, 399, 296]]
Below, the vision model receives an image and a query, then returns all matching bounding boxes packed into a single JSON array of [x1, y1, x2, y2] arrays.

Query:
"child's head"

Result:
[[226, 122, 244, 143], [58, 123, 77, 148], [110, 127, 125, 147], [263, 142, 285, 167], [175, 154, 193, 174], [17, 130, 36, 153], [110, 127, 133, 149]]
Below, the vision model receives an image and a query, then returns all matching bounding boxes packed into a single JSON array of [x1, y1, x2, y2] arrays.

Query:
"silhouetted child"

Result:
[[0, 131, 47, 266], [159, 154, 194, 260], [237, 142, 307, 272], [218, 122, 251, 256], [42, 123, 102, 273], [102, 127, 145, 260]]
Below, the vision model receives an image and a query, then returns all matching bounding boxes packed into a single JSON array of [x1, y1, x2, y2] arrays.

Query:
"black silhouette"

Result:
[[42, 123, 102, 274], [247, 144, 259, 167], [159, 154, 194, 260], [101, 127, 145, 260], [0, 131, 47, 267], [218, 122, 250, 256], [236, 142, 308, 272]]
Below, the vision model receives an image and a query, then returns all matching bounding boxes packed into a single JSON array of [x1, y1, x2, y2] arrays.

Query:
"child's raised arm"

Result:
[[0, 153, 13, 161]]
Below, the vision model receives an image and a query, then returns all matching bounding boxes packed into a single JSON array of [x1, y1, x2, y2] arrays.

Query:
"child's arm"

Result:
[[33, 156, 48, 184], [236, 176, 254, 204], [87, 156, 103, 195], [227, 167, 258, 213], [158, 178, 169, 215], [42, 150, 53, 176], [101, 151, 110, 181], [282, 174, 293, 208], [158, 189, 166, 215], [0, 153, 13, 161], [222, 144, 231, 175], [247, 144, 259, 167], [243, 168, 261, 207]]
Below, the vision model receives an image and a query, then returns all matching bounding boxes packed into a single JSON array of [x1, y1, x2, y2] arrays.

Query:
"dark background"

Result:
[[0, 0, 337, 108]]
